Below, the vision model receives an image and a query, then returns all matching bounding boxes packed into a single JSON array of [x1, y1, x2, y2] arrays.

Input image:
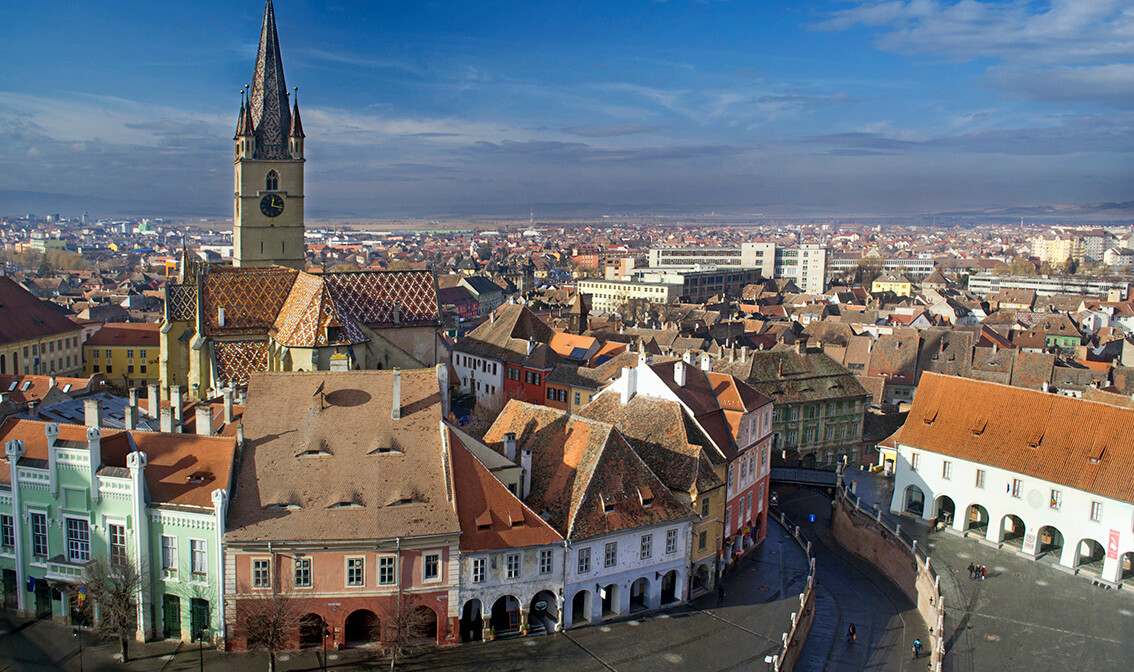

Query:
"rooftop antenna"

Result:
[[312, 379, 326, 410]]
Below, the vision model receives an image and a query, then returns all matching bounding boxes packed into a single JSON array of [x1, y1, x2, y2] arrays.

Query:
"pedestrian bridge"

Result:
[[770, 467, 838, 489]]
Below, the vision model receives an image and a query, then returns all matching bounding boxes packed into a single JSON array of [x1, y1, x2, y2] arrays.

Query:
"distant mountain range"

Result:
[[931, 202, 1134, 222]]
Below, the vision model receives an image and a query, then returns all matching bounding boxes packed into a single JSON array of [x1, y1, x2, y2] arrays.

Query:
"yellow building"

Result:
[[84, 322, 162, 388], [0, 277, 84, 377], [871, 271, 913, 296]]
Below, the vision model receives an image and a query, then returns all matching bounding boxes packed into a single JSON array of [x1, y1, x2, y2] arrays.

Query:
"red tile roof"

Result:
[[896, 373, 1134, 504], [0, 277, 81, 345], [85, 322, 161, 348]]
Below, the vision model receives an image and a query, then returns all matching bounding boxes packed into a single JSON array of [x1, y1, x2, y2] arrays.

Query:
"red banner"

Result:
[[1108, 529, 1120, 560]]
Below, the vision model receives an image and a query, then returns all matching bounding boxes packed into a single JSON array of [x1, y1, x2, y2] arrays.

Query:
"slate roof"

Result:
[[896, 373, 1134, 504], [868, 335, 919, 385], [448, 428, 562, 552], [713, 350, 870, 406], [0, 276, 82, 345], [545, 351, 638, 390], [225, 369, 459, 542], [484, 401, 694, 540], [916, 328, 973, 381]]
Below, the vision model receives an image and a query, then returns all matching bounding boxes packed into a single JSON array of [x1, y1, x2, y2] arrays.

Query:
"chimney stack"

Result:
[[124, 404, 138, 431], [391, 369, 402, 420], [521, 447, 532, 498], [147, 383, 160, 418], [526, 340, 536, 357], [700, 353, 712, 372], [27, 400, 38, 418], [674, 360, 687, 387], [504, 432, 517, 462], [436, 364, 450, 418], [129, 387, 140, 406], [620, 366, 638, 404], [84, 398, 102, 428], [682, 351, 693, 365], [159, 406, 174, 433], [223, 388, 234, 424], [196, 405, 214, 436], [48, 376, 57, 389], [170, 385, 184, 426]]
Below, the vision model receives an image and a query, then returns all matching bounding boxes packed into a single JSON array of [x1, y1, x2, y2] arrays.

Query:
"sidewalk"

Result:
[[1, 523, 813, 672]]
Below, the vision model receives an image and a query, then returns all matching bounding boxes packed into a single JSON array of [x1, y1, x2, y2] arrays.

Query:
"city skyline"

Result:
[[2, 0, 1132, 218]]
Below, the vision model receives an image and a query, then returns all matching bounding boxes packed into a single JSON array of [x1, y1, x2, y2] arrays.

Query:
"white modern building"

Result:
[[967, 273, 1130, 299], [888, 372, 1134, 586], [576, 278, 682, 313], [648, 242, 828, 294]]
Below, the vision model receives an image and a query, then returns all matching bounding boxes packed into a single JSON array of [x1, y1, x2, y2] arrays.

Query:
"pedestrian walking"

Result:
[[716, 581, 726, 605], [912, 638, 923, 659], [846, 623, 856, 642], [967, 562, 975, 580], [981, 565, 988, 580]]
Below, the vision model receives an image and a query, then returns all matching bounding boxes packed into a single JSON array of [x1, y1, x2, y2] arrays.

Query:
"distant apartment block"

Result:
[[577, 278, 682, 313], [968, 273, 1130, 299], [1031, 229, 1107, 264], [827, 254, 936, 280], [648, 242, 826, 293]]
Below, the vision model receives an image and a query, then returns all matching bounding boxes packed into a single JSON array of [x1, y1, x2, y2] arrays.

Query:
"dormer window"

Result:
[[638, 486, 654, 508], [600, 494, 615, 514], [265, 170, 279, 191]]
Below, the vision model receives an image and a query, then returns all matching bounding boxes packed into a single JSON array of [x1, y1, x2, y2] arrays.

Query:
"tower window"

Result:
[[266, 170, 279, 191]]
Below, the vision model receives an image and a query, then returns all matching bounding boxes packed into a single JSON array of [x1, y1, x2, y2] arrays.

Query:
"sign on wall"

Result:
[[1108, 529, 1120, 560]]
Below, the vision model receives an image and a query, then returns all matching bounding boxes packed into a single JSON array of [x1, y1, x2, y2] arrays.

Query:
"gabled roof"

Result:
[[897, 373, 1134, 504], [0, 276, 81, 344], [85, 322, 161, 348], [484, 401, 693, 540], [455, 303, 557, 365], [448, 427, 562, 551], [713, 350, 870, 405]]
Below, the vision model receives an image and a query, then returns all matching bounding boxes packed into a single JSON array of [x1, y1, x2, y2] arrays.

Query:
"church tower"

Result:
[[233, 0, 305, 269]]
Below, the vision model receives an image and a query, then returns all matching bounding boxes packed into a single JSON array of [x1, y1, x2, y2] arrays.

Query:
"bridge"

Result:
[[770, 466, 838, 489]]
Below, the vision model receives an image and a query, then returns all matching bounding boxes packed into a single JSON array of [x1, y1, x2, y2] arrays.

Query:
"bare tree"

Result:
[[81, 557, 142, 663], [241, 591, 302, 672], [381, 595, 436, 671], [465, 391, 507, 438]]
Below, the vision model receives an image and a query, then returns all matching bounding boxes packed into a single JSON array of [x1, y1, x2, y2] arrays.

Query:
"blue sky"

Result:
[[1, 0, 1132, 218]]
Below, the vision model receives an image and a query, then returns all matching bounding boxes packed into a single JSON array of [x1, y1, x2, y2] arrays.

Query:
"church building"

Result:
[[159, 0, 443, 401]]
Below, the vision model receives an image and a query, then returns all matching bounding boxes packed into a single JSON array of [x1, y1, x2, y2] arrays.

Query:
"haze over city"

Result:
[[3, 0, 1133, 218]]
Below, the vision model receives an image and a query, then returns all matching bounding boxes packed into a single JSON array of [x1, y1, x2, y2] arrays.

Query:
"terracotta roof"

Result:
[[0, 418, 235, 509], [456, 304, 557, 366], [0, 277, 81, 344], [648, 361, 738, 459], [896, 373, 1134, 504], [0, 374, 98, 403], [85, 322, 161, 347], [225, 369, 459, 543], [202, 266, 299, 336], [484, 401, 694, 540], [448, 428, 562, 552]]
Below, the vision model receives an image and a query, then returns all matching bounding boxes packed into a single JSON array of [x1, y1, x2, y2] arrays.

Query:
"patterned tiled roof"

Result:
[[322, 270, 440, 328], [202, 266, 299, 336], [213, 340, 268, 387], [248, 0, 292, 160]]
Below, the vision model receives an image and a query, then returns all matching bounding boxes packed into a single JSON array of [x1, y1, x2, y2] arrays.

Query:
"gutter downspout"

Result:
[[5, 440, 26, 613], [212, 489, 228, 646], [560, 539, 569, 630]]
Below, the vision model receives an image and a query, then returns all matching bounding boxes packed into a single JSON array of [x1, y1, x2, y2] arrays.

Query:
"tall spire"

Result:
[[248, 0, 291, 160]]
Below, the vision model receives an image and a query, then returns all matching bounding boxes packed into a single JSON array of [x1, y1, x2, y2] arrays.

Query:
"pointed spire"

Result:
[[289, 88, 304, 138], [248, 0, 291, 159]]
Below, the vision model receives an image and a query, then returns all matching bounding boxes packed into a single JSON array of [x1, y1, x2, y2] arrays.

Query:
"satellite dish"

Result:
[[312, 380, 326, 397]]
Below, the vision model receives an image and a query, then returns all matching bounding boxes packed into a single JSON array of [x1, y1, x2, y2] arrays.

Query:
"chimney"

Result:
[[0, 392, 8, 404], [48, 376, 56, 389], [436, 364, 450, 417], [1042, 382, 1050, 393], [84, 398, 103, 428], [87, 426, 102, 502], [223, 388, 235, 424], [741, 345, 749, 362], [729, 348, 735, 363], [620, 366, 638, 404], [391, 369, 402, 420], [526, 340, 537, 357], [794, 341, 803, 354], [124, 404, 138, 431], [159, 406, 174, 433], [504, 432, 517, 462], [236, 422, 245, 450], [521, 447, 532, 498], [490, 311, 496, 324], [700, 353, 712, 372], [682, 351, 693, 365], [196, 405, 214, 436], [129, 387, 140, 406], [27, 400, 38, 418], [147, 383, 160, 418], [170, 385, 183, 425], [674, 360, 687, 387]]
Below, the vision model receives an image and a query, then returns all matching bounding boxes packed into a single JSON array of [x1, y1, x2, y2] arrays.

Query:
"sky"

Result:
[[1, 0, 1132, 219]]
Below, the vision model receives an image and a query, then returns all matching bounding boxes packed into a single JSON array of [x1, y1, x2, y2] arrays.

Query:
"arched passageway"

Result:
[[460, 599, 482, 643], [1075, 538, 1106, 575], [903, 484, 925, 516], [1000, 514, 1026, 548], [601, 583, 619, 618], [966, 504, 989, 535], [344, 609, 380, 648], [1119, 552, 1134, 584], [1037, 525, 1063, 560], [410, 605, 438, 644], [529, 590, 558, 634], [298, 613, 324, 649], [629, 577, 650, 612], [490, 595, 521, 636], [934, 495, 955, 528], [661, 569, 679, 604], [572, 590, 592, 625]]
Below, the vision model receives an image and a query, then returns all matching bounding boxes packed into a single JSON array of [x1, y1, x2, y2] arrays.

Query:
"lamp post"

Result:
[[72, 628, 84, 672], [197, 628, 208, 672], [322, 622, 331, 672]]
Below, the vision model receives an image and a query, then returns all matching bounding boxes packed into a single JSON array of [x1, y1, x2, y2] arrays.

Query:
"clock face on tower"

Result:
[[260, 193, 285, 218]]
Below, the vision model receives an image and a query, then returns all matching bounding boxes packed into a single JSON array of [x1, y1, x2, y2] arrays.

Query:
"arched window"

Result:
[[266, 170, 279, 191]]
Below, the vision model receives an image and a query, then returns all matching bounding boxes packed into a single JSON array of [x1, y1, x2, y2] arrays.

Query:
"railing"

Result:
[[766, 506, 817, 672], [770, 467, 838, 487], [835, 481, 946, 672], [45, 557, 87, 582]]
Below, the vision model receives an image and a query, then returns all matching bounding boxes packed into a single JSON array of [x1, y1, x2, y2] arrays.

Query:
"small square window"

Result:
[[294, 558, 312, 587], [346, 557, 365, 586], [506, 553, 521, 579], [640, 534, 653, 560], [604, 541, 617, 568], [378, 556, 396, 585], [539, 549, 553, 575], [577, 548, 591, 574], [424, 553, 440, 581], [666, 528, 678, 554], [471, 557, 486, 583], [252, 559, 271, 588], [1090, 501, 1102, 522]]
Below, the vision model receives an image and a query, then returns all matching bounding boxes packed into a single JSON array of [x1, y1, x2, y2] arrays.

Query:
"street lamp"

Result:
[[197, 628, 208, 672], [322, 622, 331, 672], [72, 628, 83, 672]]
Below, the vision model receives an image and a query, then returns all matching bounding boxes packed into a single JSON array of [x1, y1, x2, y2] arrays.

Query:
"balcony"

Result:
[[45, 555, 89, 583]]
